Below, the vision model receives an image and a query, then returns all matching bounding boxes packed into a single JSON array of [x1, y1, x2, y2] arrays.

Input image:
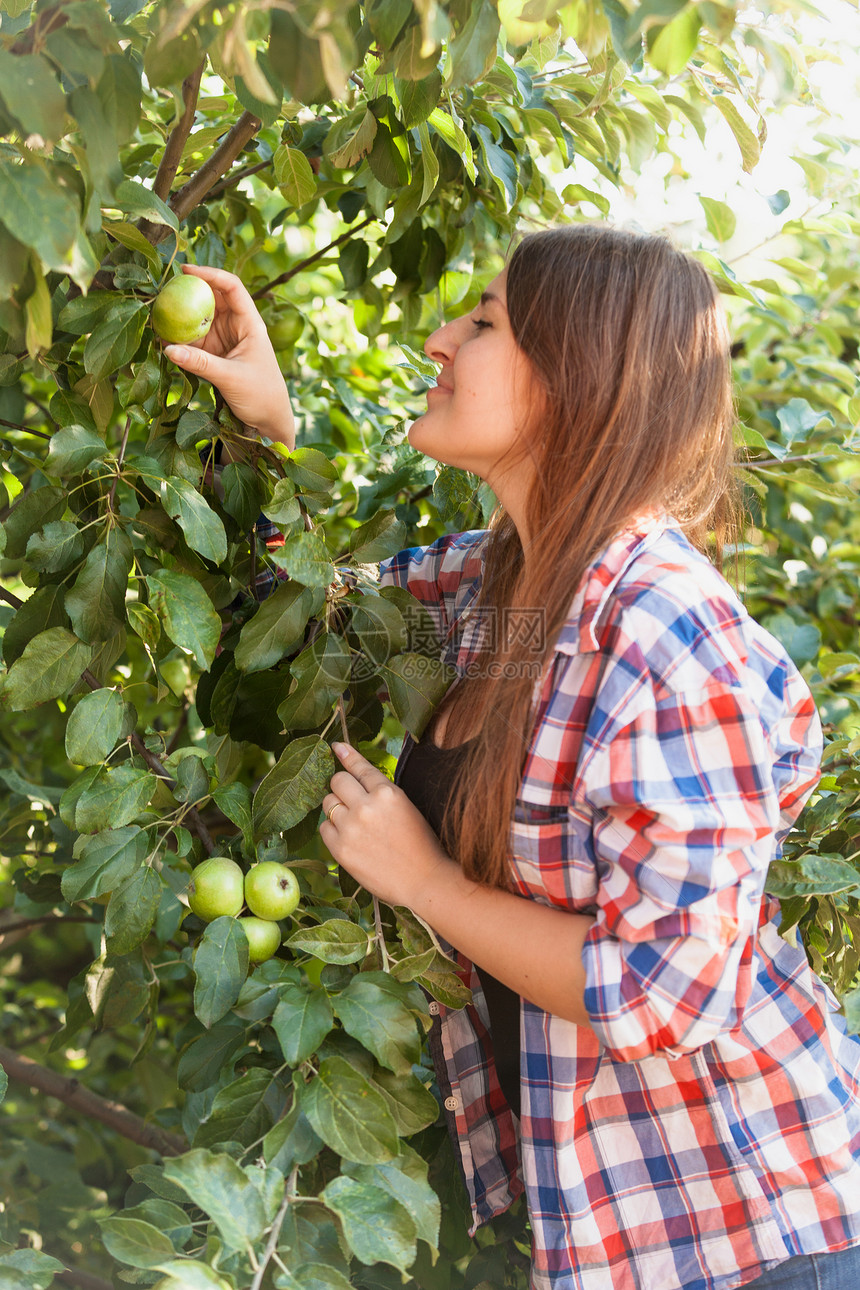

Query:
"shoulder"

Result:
[[379, 529, 488, 592]]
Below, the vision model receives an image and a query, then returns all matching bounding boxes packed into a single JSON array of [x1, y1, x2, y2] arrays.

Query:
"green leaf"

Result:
[[0, 1250, 65, 1290], [321, 1176, 417, 1271], [283, 1264, 353, 1290], [152, 1260, 234, 1289], [262, 476, 301, 527], [379, 653, 456, 739], [331, 972, 422, 1075], [271, 982, 334, 1064], [104, 220, 162, 276], [349, 509, 408, 562], [163, 1148, 267, 1250], [350, 596, 408, 670], [135, 460, 228, 564], [286, 919, 372, 965], [193, 915, 250, 1028], [252, 736, 334, 839], [114, 178, 179, 234], [61, 826, 148, 903], [2, 484, 67, 559], [3, 627, 91, 710], [699, 195, 737, 243], [328, 107, 378, 169], [65, 687, 126, 765], [147, 570, 222, 670], [0, 160, 79, 273], [273, 531, 335, 589], [344, 1142, 440, 1248], [370, 1068, 440, 1136], [65, 530, 133, 643], [0, 50, 67, 143], [447, 0, 500, 89], [762, 613, 821, 667], [278, 632, 351, 730], [193, 1067, 276, 1149], [221, 461, 265, 531], [25, 520, 86, 574], [274, 145, 317, 206], [296, 1056, 400, 1164], [176, 1015, 245, 1092], [711, 94, 761, 173], [211, 781, 254, 850], [75, 763, 156, 833], [285, 447, 338, 494], [84, 299, 148, 379], [647, 5, 701, 74], [99, 1216, 177, 1269], [105, 864, 162, 953], [234, 581, 317, 674]]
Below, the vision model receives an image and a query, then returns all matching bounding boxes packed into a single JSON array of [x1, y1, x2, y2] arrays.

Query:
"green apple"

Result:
[[497, 0, 554, 45], [268, 308, 305, 351], [186, 857, 245, 921], [244, 861, 301, 921], [151, 274, 216, 344], [238, 916, 282, 963], [149, 1277, 231, 1290]]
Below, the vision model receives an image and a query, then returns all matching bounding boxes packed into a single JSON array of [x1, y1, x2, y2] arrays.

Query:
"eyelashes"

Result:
[[472, 318, 491, 330]]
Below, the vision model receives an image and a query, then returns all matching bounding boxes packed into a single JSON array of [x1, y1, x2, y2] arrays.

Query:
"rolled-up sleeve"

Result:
[[579, 681, 821, 1062]]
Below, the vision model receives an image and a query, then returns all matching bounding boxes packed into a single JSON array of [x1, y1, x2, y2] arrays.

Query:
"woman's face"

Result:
[[408, 269, 540, 508]]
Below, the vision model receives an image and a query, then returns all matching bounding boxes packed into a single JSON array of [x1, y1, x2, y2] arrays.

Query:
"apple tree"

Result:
[[0, 1, 856, 1287]]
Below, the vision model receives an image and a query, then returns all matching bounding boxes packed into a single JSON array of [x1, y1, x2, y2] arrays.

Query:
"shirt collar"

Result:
[[553, 514, 669, 656]]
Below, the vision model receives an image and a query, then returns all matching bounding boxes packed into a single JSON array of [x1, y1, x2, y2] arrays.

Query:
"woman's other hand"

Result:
[[320, 743, 455, 909], [161, 264, 295, 450]]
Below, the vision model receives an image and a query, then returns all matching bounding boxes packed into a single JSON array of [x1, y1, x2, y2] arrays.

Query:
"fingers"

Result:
[[179, 264, 265, 327], [331, 742, 392, 792], [162, 342, 232, 381]]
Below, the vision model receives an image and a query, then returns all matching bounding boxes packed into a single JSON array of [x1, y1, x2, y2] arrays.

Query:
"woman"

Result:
[[165, 226, 860, 1290]]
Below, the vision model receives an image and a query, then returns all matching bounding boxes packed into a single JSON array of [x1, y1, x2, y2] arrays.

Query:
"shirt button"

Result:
[[444, 1096, 459, 1112], [428, 1001, 440, 1015]]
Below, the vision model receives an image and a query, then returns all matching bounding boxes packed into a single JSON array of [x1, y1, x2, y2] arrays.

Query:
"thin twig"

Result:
[[249, 1172, 296, 1290], [153, 60, 206, 201], [0, 1044, 186, 1156], [107, 416, 132, 511], [0, 417, 52, 440], [0, 914, 97, 936], [251, 214, 378, 300], [207, 156, 273, 198], [0, 585, 24, 610]]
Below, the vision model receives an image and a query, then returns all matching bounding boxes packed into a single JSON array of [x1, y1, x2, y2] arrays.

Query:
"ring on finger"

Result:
[[327, 801, 345, 824]]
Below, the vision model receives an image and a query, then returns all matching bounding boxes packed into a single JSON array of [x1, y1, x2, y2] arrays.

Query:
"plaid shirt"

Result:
[[379, 518, 860, 1290]]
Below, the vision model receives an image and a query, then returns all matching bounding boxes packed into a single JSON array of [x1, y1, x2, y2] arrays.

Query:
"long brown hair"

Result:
[[437, 224, 737, 888]]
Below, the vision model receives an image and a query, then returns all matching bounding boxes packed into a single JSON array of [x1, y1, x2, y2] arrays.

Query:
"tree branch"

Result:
[[0, 914, 97, 936], [251, 214, 378, 300], [0, 585, 24, 610], [207, 156, 273, 198], [143, 111, 264, 245], [56, 1268, 114, 1290], [0, 1044, 186, 1157], [153, 61, 207, 202], [0, 417, 52, 440]]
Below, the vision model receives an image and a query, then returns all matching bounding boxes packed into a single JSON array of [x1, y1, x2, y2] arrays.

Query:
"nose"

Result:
[[424, 316, 463, 365]]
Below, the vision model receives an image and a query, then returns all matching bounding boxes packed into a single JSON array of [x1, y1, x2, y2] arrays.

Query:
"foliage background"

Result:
[[0, 0, 859, 1287]]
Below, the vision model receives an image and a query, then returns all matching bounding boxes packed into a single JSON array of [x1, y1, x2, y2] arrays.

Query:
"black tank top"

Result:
[[396, 736, 522, 1117]]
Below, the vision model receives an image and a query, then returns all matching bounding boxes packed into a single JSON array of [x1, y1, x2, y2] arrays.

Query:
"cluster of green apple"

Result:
[[186, 857, 301, 963]]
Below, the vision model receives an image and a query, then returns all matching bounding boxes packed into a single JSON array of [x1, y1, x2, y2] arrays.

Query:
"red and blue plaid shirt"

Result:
[[379, 518, 860, 1290]]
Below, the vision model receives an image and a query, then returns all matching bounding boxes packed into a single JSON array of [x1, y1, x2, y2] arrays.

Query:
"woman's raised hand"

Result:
[[161, 264, 295, 450]]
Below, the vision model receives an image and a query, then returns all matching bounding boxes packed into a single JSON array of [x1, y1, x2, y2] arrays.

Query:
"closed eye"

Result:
[[472, 317, 491, 330]]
